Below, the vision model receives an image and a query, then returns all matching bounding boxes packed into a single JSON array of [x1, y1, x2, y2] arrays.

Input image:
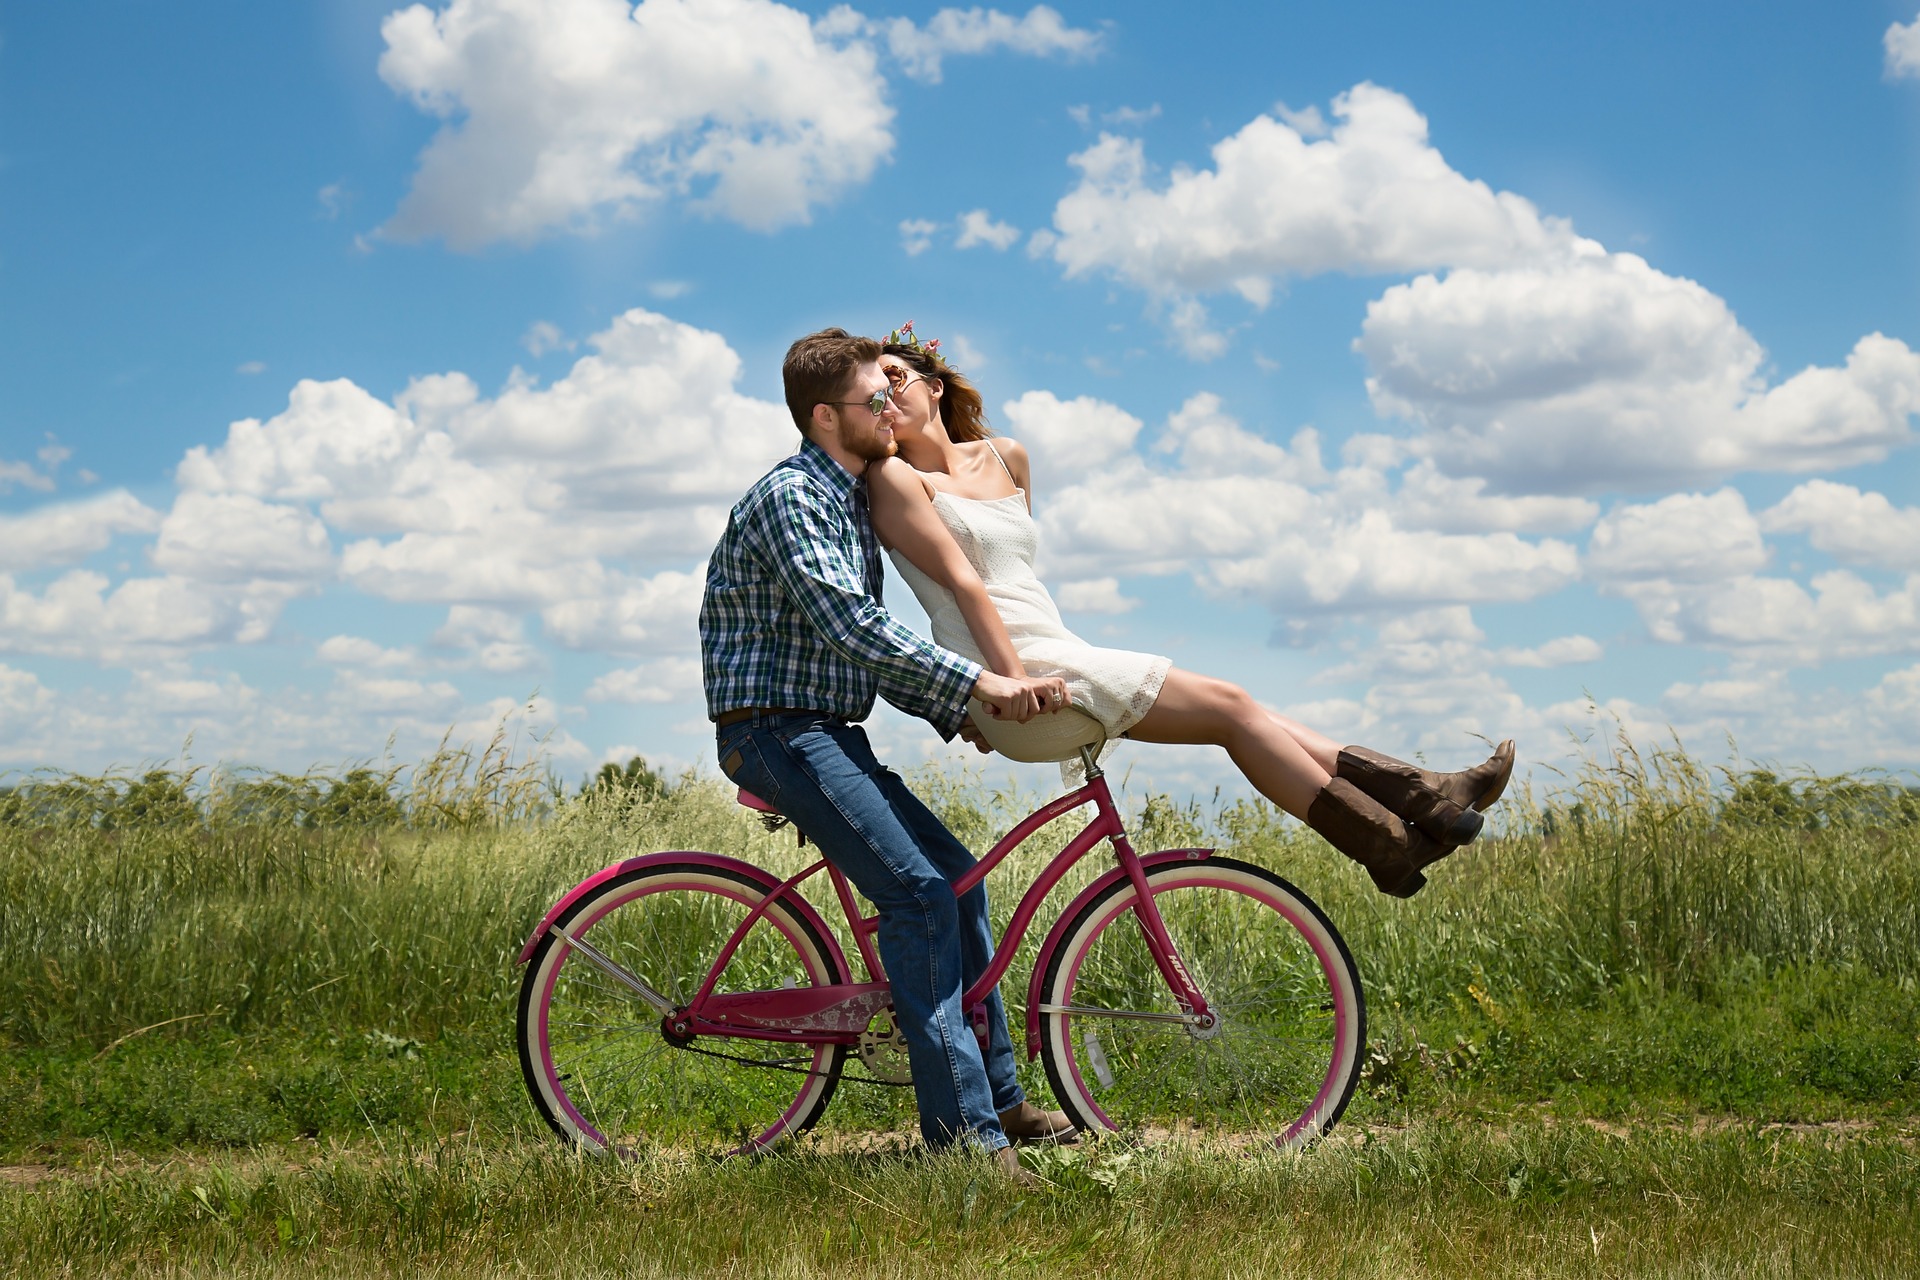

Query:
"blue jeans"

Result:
[[716, 712, 1023, 1150]]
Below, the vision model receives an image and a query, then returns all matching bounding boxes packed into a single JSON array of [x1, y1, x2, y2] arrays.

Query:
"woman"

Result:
[[866, 324, 1514, 898]]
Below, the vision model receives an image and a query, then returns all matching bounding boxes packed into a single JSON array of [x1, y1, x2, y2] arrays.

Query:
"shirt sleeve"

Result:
[[744, 475, 981, 736]]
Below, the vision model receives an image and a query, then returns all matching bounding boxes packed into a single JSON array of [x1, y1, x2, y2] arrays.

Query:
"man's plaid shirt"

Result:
[[700, 439, 982, 738]]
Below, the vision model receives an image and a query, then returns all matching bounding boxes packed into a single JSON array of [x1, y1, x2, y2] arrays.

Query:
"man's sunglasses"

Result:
[[819, 386, 897, 417]]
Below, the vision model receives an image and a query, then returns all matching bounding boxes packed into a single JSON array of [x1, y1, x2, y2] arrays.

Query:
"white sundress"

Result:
[[887, 448, 1171, 768]]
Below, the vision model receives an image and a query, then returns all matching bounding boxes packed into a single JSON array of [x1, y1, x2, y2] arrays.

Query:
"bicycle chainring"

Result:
[[857, 1012, 913, 1084]]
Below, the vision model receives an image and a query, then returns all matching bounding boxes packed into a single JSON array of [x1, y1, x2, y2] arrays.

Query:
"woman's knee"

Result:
[[1187, 675, 1256, 728]]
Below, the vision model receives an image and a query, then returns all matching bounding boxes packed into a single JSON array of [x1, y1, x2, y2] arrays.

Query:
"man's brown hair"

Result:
[[782, 328, 882, 434]]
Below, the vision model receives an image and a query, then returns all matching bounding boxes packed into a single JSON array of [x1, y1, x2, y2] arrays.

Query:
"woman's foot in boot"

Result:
[[1305, 778, 1449, 898], [1335, 740, 1516, 844]]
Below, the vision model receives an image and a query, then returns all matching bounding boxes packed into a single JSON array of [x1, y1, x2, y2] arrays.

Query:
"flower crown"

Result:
[[882, 319, 944, 365]]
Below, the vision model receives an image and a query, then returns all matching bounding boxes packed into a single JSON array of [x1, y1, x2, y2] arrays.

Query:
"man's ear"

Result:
[[808, 402, 837, 439]]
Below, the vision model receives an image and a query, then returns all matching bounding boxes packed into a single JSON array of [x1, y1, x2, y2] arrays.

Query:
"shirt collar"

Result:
[[795, 436, 863, 497]]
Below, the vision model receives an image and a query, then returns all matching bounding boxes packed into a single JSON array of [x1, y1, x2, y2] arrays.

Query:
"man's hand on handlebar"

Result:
[[972, 671, 1071, 724]]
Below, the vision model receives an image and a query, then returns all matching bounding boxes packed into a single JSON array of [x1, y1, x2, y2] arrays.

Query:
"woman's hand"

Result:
[[972, 672, 1071, 723]]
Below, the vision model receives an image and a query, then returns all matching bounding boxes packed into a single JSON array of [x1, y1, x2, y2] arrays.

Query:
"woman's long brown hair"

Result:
[[880, 343, 992, 443]]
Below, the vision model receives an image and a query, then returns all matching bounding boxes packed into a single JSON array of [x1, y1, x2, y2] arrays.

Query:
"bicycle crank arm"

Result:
[[1035, 1002, 1213, 1027], [547, 921, 677, 1018]]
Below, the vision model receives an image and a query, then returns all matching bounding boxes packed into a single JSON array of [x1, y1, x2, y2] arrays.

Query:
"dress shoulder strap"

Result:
[[983, 439, 1016, 485]]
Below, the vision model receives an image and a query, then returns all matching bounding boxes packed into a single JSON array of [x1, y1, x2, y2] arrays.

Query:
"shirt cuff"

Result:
[[925, 651, 984, 737]]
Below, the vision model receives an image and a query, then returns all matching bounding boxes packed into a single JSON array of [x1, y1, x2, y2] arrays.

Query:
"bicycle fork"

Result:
[[1070, 752, 1217, 1032], [1109, 830, 1217, 1032]]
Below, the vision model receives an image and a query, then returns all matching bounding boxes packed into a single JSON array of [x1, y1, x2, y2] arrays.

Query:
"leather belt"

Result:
[[714, 707, 834, 729]]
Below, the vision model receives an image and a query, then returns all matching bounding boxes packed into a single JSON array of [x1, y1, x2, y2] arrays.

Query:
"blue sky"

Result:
[[3, 1, 1918, 796]]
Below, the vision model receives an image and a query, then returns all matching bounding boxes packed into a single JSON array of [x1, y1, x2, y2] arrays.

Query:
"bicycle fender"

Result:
[[516, 850, 849, 973], [1022, 848, 1214, 1058]]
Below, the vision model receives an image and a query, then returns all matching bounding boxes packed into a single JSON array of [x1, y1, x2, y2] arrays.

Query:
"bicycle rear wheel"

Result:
[[518, 860, 851, 1155], [1036, 857, 1364, 1149]]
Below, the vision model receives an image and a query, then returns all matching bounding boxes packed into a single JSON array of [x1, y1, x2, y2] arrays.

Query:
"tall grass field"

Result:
[[2, 732, 1916, 1277]]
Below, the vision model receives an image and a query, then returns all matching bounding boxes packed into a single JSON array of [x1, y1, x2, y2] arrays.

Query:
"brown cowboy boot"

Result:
[[1336, 740, 1516, 844], [1305, 778, 1449, 898], [998, 1100, 1078, 1145]]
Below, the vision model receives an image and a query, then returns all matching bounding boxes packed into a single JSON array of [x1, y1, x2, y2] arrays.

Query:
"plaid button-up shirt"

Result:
[[700, 439, 982, 738]]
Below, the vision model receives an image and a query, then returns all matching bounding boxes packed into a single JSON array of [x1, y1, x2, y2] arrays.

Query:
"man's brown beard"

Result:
[[843, 428, 898, 464]]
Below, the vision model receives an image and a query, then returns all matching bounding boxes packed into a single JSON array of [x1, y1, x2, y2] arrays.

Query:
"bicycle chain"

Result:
[[667, 1037, 913, 1087]]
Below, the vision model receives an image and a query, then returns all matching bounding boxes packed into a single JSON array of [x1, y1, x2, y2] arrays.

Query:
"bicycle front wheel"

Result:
[[518, 860, 851, 1156], [1036, 857, 1364, 1149]]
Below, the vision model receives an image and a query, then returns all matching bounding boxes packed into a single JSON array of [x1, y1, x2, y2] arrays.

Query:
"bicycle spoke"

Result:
[[1038, 861, 1363, 1148], [520, 865, 850, 1154]]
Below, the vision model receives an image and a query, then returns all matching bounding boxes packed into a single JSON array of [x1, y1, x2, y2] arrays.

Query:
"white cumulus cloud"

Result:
[[152, 492, 334, 583], [1619, 571, 1920, 665], [3, 308, 781, 670], [1359, 253, 1920, 492], [1054, 577, 1138, 615], [1495, 634, 1604, 668], [0, 572, 302, 662], [899, 218, 940, 256], [1013, 392, 1581, 613], [1887, 11, 1920, 79], [1000, 389, 1144, 482], [1760, 480, 1920, 572], [1585, 489, 1769, 584], [839, 4, 1101, 85], [955, 208, 1021, 251], [1036, 82, 1920, 496], [378, 0, 895, 246], [585, 655, 702, 703], [377, 0, 1099, 248], [318, 635, 417, 668], [1044, 83, 1572, 298], [0, 491, 162, 572]]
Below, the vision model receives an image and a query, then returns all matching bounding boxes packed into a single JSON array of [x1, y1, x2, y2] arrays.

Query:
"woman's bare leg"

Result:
[[1265, 712, 1341, 774], [1125, 669, 1329, 818]]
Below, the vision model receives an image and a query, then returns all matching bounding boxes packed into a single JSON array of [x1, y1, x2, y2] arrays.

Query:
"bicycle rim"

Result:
[[1037, 857, 1364, 1149], [518, 863, 850, 1156]]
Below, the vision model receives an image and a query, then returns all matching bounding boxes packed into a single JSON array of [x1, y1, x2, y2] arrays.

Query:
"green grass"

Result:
[[4, 1124, 1916, 1277], [2, 734, 1917, 1273]]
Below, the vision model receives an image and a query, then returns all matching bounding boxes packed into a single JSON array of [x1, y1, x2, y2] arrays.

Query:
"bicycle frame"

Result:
[[655, 748, 1217, 1047]]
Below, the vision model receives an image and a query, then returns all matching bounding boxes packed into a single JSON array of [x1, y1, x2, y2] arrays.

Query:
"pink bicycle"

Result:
[[516, 740, 1365, 1155]]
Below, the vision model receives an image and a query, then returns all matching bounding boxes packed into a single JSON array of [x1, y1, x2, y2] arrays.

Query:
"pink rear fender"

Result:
[[1022, 849, 1213, 1057], [516, 850, 846, 970]]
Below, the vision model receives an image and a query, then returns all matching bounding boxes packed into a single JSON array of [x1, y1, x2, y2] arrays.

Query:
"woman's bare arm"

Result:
[[867, 457, 1028, 679]]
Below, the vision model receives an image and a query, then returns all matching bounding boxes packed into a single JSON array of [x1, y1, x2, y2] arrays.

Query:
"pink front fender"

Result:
[[1022, 848, 1213, 1057], [516, 850, 845, 970]]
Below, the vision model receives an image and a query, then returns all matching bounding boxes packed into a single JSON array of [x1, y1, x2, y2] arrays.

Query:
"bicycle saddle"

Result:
[[965, 704, 1107, 764], [735, 788, 777, 812]]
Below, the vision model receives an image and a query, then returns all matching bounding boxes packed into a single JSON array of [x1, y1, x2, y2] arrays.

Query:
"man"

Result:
[[700, 328, 1075, 1175]]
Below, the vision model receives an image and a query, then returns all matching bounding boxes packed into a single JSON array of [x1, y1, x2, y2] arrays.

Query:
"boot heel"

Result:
[[1442, 808, 1484, 845], [1387, 868, 1426, 898]]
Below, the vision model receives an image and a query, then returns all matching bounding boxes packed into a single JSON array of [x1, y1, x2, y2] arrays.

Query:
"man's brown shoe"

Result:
[[995, 1145, 1041, 1187], [998, 1100, 1078, 1145]]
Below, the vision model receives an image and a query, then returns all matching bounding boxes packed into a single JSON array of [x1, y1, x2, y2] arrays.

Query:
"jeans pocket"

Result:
[[721, 732, 781, 806]]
